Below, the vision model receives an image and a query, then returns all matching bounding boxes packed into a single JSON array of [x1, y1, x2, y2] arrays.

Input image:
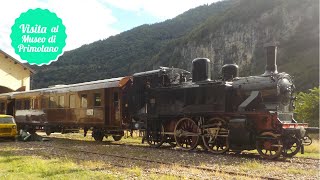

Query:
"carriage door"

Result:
[[112, 89, 121, 126]]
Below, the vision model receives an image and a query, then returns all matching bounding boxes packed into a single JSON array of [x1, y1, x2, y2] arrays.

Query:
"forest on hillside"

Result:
[[31, 0, 319, 91]]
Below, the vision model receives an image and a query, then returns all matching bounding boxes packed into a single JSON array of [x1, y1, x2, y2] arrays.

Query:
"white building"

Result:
[[0, 49, 35, 93]]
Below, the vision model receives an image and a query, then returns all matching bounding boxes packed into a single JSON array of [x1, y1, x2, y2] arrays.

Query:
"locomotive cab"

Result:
[[128, 67, 190, 128]]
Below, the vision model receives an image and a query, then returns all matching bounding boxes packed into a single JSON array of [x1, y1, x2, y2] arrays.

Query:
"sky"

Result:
[[0, 0, 220, 63]]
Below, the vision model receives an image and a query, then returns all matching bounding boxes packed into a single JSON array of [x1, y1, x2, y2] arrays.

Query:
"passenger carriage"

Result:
[[0, 77, 132, 141]]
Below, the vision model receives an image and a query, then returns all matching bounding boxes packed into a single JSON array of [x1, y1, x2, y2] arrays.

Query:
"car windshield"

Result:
[[0, 117, 15, 124]]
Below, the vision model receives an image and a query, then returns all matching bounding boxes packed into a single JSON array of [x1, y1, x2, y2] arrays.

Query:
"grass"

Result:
[[304, 139, 320, 154], [286, 168, 314, 175], [0, 140, 318, 180], [239, 160, 263, 171], [126, 166, 142, 177], [295, 139, 320, 159], [0, 147, 186, 180], [149, 174, 180, 180], [0, 151, 120, 180]]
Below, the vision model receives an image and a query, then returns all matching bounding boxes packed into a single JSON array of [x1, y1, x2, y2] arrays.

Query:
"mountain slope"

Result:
[[32, 0, 236, 88], [32, 0, 319, 91]]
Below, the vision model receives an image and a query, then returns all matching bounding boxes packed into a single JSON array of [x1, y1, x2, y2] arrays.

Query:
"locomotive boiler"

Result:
[[129, 43, 311, 159]]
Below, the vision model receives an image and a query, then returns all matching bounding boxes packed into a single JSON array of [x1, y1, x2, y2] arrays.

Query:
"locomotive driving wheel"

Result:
[[282, 135, 301, 157], [146, 124, 165, 148], [174, 118, 200, 150], [256, 132, 283, 159], [202, 117, 229, 154]]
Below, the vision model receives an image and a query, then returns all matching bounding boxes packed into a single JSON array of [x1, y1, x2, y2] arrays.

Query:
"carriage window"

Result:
[[24, 99, 30, 110], [69, 95, 76, 108], [16, 100, 22, 110], [49, 96, 55, 108], [58, 96, 64, 108], [94, 93, 101, 107], [81, 94, 87, 108]]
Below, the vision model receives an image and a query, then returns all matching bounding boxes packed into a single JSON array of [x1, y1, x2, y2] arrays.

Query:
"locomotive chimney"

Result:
[[262, 42, 279, 76]]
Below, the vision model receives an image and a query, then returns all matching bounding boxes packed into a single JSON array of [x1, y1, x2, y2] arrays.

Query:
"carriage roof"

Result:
[[0, 77, 131, 98]]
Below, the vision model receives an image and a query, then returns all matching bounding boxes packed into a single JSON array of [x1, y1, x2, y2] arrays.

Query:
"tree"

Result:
[[295, 87, 319, 127]]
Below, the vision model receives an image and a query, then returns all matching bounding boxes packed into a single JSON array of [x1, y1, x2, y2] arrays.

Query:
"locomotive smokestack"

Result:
[[263, 42, 278, 76]]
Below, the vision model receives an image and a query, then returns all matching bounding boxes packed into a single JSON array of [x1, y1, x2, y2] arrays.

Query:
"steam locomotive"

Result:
[[129, 43, 312, 159], [0, 43, 313, 159]]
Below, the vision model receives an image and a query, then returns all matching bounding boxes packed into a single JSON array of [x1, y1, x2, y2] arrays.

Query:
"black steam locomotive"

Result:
[[129, 43, 312, 159]]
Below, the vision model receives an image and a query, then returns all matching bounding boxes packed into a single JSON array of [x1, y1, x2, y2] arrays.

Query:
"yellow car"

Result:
[[0, 114, 17, 140]]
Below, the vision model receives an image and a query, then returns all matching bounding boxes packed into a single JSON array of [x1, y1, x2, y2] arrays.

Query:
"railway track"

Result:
[[41, 135, 320, 164], [32, 143, 282, 180]]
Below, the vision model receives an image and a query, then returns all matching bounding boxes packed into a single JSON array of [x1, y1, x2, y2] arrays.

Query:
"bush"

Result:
[[295, 87, 319, 127]]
